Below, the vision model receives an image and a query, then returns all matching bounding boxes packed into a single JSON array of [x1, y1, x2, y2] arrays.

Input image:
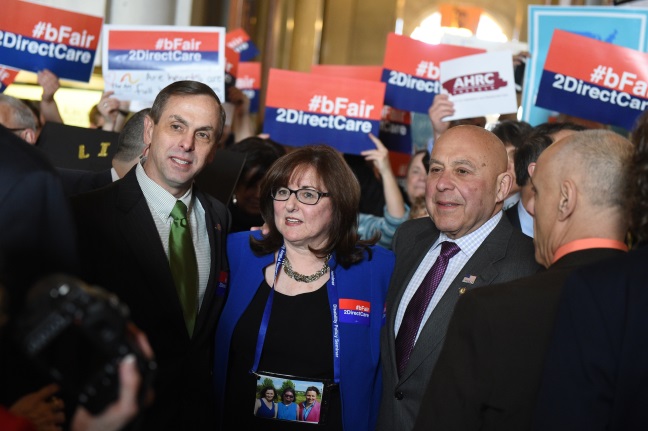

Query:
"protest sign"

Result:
[[102, 25, 225, 101], [226, 28, 260, 62], [381, 33, 484, 113], [536, 29, 648, 130], [311, 65, 383, 81], [0, 66, 19, 92], [440, 50, 517, 121], [310, 64, 412, 154], [0, 1, 102, 82], [235, 61, 261, 113], [263, 68, 385, 155], [225, 45, 239, 89], [522, 5, 648, 125]]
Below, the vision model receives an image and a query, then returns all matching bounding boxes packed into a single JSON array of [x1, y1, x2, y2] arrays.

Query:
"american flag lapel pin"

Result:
[[462, 274, 477, 284]]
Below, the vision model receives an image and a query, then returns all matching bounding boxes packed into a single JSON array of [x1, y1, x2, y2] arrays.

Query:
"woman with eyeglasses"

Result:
[[277, 387, 298, 421], [214, 145, 395, 431]]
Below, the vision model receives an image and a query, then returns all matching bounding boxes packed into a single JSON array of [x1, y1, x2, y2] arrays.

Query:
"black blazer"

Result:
[[57, 167, 113, 197], [70, 166, 230, 430], [505, 201, 522, 231], [535, 246, 648, 431], [0, 125, 80, 407], [413, 247, 626, 431]]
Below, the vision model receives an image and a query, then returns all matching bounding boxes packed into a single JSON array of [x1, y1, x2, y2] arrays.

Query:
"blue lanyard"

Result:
[[251, 245, 341, 383]]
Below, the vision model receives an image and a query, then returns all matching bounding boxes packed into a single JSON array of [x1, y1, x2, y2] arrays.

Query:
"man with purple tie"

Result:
[[377, 125, 540, 431]]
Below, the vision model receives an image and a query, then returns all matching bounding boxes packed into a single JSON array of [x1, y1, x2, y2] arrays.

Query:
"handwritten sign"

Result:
[[263, 68, 385, 155], [102, 25, 226, 102], [0, 1, 102, 82]]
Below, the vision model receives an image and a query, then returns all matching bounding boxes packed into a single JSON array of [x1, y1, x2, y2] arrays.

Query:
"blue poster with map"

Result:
[[522, 5, 648, 127]]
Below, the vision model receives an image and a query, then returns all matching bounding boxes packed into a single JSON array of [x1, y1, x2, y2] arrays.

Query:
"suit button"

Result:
[[395, 391, 404, 400]]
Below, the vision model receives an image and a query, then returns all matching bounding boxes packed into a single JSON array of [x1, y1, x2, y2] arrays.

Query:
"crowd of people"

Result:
[[1, 58, 647, 431]]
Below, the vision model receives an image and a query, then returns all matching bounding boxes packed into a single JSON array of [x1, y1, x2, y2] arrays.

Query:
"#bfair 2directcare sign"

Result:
[[263, 68, 385, 155], [0, 1, 102, 82], [102, 25, 225, 102], [536, 29, 648, 130]]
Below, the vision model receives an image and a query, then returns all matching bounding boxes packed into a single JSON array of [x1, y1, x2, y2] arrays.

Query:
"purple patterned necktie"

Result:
[[395, 241, 461, 377]]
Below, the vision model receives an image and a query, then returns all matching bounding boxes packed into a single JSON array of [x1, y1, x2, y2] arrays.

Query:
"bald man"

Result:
[[377, 125, 540, 431], [413, 130, 633, 431]]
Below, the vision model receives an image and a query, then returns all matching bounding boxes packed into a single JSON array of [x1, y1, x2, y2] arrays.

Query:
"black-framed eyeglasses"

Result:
[[271, 187, 330, 205], [5, 127, 26, 133], [284, 395, 294, 398]]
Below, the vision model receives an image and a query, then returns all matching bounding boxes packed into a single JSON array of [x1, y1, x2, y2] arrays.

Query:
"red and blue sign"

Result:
[[338, 298, 371, 325], [236, 61, 261, 113], [536, 29, 648, 130], [382, 33, 484, 113], [0, 66, 19, 93], [225, 46, 239, 89], [311, 65, 412, 154], [106, 29, 221, 70], [263, 68, 385, 155], [226, 28, 259, 62], [0, 1, 102, 82]]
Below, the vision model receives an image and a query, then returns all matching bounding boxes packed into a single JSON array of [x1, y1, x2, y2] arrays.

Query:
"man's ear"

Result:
[[21, 128, 37, 145], [527, 162, 536, 178], [557, 180, 576, 221], [143, 115, 154, 146], [495, 171, 513, 203]]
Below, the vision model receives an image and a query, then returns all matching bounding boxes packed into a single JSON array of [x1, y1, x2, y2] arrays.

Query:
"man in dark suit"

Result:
[[0, 125, 79, 425], [505, 122, 585, 238], [533, 114, 648, 431], [413, 129, 633, 431], [377, 125, 541, 431], [504, 133, 552, 237], [533, 247, 648, 431], [71, 81, 230, 430]]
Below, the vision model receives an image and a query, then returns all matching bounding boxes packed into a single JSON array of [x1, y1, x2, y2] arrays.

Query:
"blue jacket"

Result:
[[214, 231, 395, 431]]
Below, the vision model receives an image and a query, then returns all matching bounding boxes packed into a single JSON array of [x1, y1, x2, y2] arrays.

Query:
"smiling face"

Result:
[[426, 126, 510, 239], [305, 391, 318, 405], [143, 94, 221, 197], [264, 388, 275, 401], [273, 166, 333, 250]]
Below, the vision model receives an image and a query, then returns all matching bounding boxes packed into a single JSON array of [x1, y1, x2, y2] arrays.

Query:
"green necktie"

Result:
[[169, 200, 198, 336]]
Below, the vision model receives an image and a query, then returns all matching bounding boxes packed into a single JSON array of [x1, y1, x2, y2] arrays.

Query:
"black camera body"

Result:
[[14, 275, 156, 415]]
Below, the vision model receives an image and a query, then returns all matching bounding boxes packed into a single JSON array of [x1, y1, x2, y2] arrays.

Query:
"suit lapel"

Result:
[[386, 219, 440, 376], [116, 170, 190, 339], [193, 190, 225, 336]]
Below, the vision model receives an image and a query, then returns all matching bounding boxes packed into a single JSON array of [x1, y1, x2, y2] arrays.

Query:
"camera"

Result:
[[14, 274, 156, 415]]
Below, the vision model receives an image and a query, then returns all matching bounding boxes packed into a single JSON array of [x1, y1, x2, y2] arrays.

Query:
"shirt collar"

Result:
[[552, 238, 628, 263], [135, 163, 193, 220], [436, 211, 503, 257]]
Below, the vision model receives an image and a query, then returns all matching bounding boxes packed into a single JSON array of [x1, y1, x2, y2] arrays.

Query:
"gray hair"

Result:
[[0, 94, 38, 131], [557, 130, 633, 209]]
